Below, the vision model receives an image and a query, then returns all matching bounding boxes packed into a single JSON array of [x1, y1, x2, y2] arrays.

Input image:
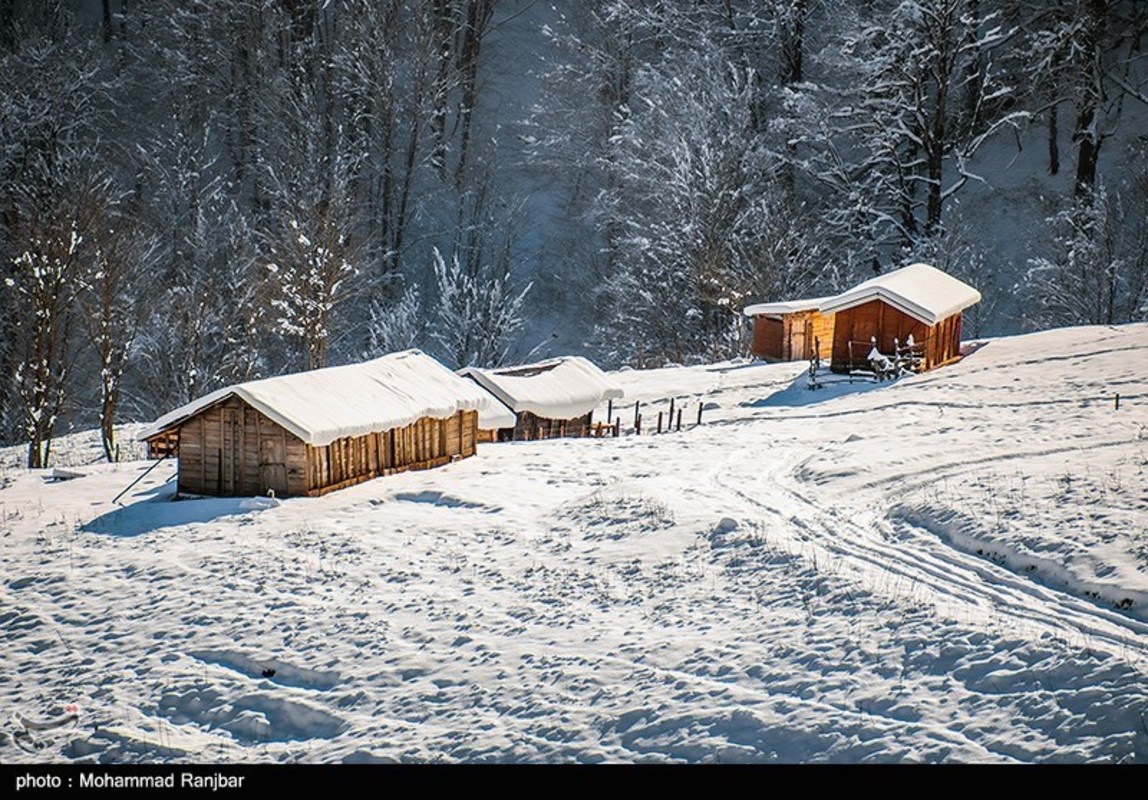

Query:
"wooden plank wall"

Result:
[[751, 316, 785, 360], [925, 312, 962, 369], [829, 300, 963, 372], [830, 300, 930, 372], [304, 409, 479, 496], [176, 397, 306, 497], [809, 311, 836, 360], [753, 311, 833, 362], [505, 410, 593, 441], [146, 430, 179, 460]]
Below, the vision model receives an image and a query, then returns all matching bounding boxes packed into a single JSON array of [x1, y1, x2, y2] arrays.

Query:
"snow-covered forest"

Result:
[[2, 0, 1147, 467]]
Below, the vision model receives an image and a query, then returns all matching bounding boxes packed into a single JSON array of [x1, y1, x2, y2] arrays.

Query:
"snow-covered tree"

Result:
[[797, 0, 1025, 268], [5, 224, 85, 468], [1021, 0, 1148, 196], [592, 48, 823, 365], [80, 206, 157, 463], [1026, 182, 1146, 329], [366, 283, 423, 357], [429, 246, 531, 369], [0, 8, 110, 464], [265, 216, 358, 371]]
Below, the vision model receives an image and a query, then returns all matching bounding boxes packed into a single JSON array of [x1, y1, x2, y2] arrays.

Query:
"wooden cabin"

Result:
[[743, 297, 835, 362], [459, 356, 624, 442], [137, 350, 496, 497], [819, 263, 980, 373]]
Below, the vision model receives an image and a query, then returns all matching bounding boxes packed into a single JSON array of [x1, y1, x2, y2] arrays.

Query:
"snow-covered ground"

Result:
[[2, 324, 1146, 763]]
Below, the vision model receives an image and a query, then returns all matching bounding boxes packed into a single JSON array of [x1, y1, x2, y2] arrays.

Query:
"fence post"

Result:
[[614, 417, 620, 437], [1115, 393, 1120, 411], [657, 411, 663, 434], [607, 399, 613, 421], [696, 404, 703, 426], [634, 400, 641, 429], [636, 414, 642, 436], [668, 398, 675, 425], [676, 408, 682, 431]]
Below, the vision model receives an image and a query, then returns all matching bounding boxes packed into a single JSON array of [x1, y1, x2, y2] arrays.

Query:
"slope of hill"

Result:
[[1, 324, 1146, 763]]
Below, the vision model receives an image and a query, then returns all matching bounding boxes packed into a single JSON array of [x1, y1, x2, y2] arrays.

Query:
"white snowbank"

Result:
[[460, 356, 625, 423], [819, 263, 981, 325], [137, 350, 497, 447]]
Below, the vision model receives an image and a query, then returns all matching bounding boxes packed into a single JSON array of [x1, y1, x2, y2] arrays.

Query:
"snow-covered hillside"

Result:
[[1, 324, 1146, 763]]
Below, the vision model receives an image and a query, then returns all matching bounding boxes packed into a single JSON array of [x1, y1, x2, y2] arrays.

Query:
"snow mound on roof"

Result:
[[460, 357, 625, 423], [819, 263, 980, 325], [137, 350, 495, 447], [742, 296, 833, 317], [476, 395, 517, 430]]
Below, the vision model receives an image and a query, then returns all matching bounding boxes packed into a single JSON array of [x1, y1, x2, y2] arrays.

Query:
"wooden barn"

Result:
[[459, 356, 624, 442], [137, 350, 499, 498], [819, 263, 981, 373], [742, 297, 835, 362]]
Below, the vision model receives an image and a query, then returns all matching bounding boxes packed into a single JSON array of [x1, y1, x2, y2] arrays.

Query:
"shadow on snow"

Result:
[[83, 481, 278, 537], [742, 368, 898, 409]]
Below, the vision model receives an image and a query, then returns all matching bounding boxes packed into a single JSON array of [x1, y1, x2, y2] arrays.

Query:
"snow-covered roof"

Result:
[[742, 296, 833, 317], [137, 350, 499, 447], [459, 356, 625, 423], [476, 395, 518, 431], [819, 263, 980, 325]]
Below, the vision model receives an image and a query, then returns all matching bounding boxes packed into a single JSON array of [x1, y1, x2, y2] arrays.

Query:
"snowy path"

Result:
[[716, 445, 1148, 659]]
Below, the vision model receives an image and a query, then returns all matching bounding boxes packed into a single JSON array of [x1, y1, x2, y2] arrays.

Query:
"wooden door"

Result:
[[259, 436, 288, 497], [790, 318, 808, 360]]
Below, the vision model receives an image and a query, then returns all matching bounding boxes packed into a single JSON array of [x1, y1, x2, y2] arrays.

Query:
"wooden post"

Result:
[[634, 400, 641, 428], [1115, 393, 1120, 410], [696, 403, 703, 426], [676, 408, 682, 431], [635, 415, 642, 436], [595, 421, 603, 438], [614, 417, 620, 437], [607, 399, 613, 421], [656, 411, 663, 434], [668, 398, 675, 425]]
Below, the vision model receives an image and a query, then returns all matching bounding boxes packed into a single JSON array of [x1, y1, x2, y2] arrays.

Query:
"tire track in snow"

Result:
[[711, 450, 1148, 665]]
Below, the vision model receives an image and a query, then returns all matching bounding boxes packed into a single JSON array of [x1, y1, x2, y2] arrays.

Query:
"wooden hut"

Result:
[[742, 297, 835, 362], [137, 350, 498, 497], [820, 263, 980, 373], [459, 356, 624, 442]]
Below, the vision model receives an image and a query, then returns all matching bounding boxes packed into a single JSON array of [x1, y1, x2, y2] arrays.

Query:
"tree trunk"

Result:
[[1073, 0, 1106, 199], [1048, 103, 1059, 175], [454, 0, 494, 188], [100, 384, 118, 463], [0, 0, 13, 51], [102, 0, 113, 42], [1073, 103, 1100, 198], [963, 0, 983, 131], [787, 0, 807, 85], [431, 0, 453, 178]]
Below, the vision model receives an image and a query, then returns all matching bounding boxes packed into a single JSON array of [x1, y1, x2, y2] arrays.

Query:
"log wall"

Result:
[[175, 396, 307, 497], [751, 311, 835, 362], [170, 398, 478, 498], [494, 410, 594, 442], [830, 299, 963, 372], [304, 409, 478, 496]]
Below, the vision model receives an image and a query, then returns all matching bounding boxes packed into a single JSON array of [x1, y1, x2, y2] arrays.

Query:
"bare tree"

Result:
[[80, 198, 157, 462]]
